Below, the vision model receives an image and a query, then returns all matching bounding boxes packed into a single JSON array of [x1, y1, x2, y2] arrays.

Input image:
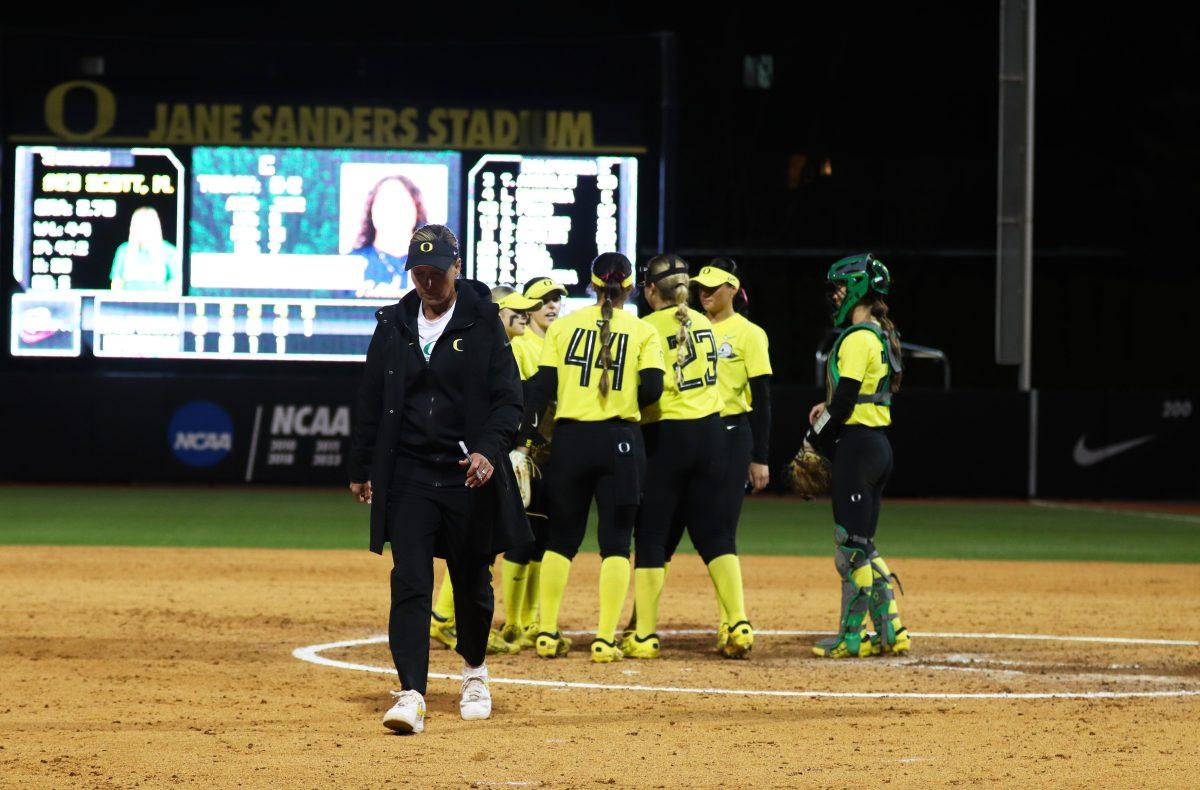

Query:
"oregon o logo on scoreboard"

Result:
[[43, 80, 117, 141], [168, 401, 234, 467]]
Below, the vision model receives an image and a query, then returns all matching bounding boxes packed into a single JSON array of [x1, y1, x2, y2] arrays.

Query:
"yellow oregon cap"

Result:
[[523, 277, 568, 301], [692, 265, 740, 291], [496, 292, 542, 312]]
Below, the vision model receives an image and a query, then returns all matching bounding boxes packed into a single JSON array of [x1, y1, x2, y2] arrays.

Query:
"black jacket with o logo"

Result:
[[349, 279, 530, 556]]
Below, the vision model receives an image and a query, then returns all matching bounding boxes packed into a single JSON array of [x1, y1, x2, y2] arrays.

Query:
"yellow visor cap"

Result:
[[523, 277, 568, 301], [497, 292, 542, 312], [691, 266, 740, 291]]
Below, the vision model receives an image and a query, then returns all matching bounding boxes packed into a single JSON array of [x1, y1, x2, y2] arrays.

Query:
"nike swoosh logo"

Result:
[[1072, 434, 1155, 467], [726, 425, 736, 431]]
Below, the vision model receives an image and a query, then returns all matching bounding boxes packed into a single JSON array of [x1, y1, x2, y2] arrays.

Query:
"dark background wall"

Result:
[[3, 5, 1196, 391]]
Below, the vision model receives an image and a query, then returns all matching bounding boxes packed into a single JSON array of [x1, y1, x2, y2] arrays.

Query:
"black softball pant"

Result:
[[543, 419, 645, 560], [386, 478, 493, 695], [636, 415, 731, 567], [664, 413, 751, 562], [831, 425, 893, 541], [503, 476, 548, 564]]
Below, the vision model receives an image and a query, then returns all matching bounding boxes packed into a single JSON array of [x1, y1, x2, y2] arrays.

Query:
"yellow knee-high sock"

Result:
[[596, 556, 632, 643], [711, 560, 730, 626], [707, 554, 747, 625], [537, 552, 572, 635], [521, 560, 541, 629], [500, 559, 526, 628], [433, 569, 455, 619], [633, 567, 665, 638]]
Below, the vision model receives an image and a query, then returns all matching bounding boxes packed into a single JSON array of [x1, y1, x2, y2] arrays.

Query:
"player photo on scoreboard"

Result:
[[188, 147, 461, 300], [11, 146, 185, 296], [337, 162, 453, 298]]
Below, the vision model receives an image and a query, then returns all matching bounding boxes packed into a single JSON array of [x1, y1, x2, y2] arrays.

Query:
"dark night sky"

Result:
[[2, 4, 1198, 387]]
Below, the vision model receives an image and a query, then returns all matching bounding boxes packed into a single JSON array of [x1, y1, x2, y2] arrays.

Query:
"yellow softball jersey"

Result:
[[539, 305, 665, 422], [836, 328, 892, 427], [640, 306, 723, 423], [509, 331, 542, 380], [710, 313, 773, 417]]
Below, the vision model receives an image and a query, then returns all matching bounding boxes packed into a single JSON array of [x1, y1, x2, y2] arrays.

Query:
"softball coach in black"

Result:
[[348, 224, 531, 734]]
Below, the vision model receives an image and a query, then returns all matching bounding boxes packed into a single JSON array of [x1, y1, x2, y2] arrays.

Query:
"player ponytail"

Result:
[[646, 254, 694, 390], [597, 281, 622, 397], [590, 252, 635, 400], [868, 298, 903, 393]]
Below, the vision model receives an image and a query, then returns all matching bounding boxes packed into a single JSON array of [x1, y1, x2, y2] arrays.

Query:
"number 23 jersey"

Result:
[[640, 306, 723, 423], [539, 304, 665, 422]]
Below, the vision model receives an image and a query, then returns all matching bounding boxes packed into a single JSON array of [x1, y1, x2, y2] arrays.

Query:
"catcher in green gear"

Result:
[[805, 253, 910, 659]]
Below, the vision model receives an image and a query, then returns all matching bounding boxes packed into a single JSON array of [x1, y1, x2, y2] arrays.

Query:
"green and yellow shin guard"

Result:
[[633, 567, 665, 639], [868, 551, 907, 653], [596, 556, 632, 643], [500, 559, 526, 629], [814, 526, 873, 658]]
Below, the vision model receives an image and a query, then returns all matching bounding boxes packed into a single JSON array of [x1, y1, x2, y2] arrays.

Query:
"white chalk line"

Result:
[[292, 631, 1200, 701], [563, 628, 1200, 647]]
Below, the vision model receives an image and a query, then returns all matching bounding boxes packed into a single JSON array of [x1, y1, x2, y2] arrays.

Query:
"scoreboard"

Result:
[[467, 155, 637, 299], [8, 146, 641, 361]]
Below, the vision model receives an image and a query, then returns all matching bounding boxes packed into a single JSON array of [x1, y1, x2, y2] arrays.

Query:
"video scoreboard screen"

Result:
[[467, 155, 637, 300], [8, 146, 639, 361]]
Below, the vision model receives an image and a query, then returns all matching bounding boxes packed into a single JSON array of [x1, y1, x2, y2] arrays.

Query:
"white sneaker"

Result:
[[459, 669, 492, 721], [382, 689, 426, 733]]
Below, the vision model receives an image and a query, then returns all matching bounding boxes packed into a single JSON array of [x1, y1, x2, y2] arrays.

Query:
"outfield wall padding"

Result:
[[0, 374, 1194, 498]]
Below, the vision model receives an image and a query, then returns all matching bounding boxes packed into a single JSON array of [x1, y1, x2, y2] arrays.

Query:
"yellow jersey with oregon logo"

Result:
[[539, 304, 664, 422], [711, 313, 772, 417], [640, 306, 723, 423], [510, 330, 542, 380], [833, 326, 892, 427]]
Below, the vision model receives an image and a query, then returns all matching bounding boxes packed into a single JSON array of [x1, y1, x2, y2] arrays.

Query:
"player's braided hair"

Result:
[[646, 254, 694, 390], [867, 298, 903, 393], [597, 280, 622, 398]]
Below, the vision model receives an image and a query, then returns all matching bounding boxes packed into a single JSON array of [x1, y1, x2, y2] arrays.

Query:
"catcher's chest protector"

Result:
[[826, 323, 902, 406]]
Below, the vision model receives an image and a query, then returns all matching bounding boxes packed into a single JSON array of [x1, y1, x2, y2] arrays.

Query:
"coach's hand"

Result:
[[460, 452, 494, 488], [808, 402, 825, 426], [349, 481, 372, 504], [748, 462, 770, 493]]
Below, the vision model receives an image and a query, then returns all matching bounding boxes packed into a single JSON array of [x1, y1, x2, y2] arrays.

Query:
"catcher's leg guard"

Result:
[[868, 551, 909, 654], [813, 526, 873, 658]]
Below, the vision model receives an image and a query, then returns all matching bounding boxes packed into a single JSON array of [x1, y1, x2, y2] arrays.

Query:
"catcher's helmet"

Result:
[[826, 253, 891, 327]]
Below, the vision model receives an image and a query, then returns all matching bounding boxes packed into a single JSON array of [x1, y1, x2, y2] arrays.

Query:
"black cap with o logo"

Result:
[[405, 228, 460, 271]]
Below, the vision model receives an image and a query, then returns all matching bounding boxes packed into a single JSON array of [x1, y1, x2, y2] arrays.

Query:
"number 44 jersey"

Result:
[[539, 304, 665, 423], [639, 306, 723, 424]]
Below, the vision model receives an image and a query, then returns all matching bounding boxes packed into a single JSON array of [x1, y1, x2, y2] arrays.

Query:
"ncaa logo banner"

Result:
[[244, 403, 351, 484], [168, 401, 234, 468]]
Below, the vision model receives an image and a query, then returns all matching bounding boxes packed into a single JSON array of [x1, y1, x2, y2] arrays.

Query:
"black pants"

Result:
[[636, 415, 731, 567], [544, 420, 645, 560], [503, 476, 548, 564], [387, 477, 494, 695], [831, 426, 893, 541], [665, 413, 751, 562]]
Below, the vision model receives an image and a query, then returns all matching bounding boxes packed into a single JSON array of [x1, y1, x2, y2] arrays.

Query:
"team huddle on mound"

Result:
[[350, 225, 908, 733]]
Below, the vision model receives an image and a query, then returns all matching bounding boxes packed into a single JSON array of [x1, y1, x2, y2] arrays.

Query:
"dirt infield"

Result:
[[2, 547, 1198, 788]]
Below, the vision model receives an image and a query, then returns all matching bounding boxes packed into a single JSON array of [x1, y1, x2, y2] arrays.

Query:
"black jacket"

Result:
[[349, 279, 532, 556]]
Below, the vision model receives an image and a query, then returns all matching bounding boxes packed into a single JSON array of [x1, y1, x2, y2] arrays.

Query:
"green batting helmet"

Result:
[[826, 253, 891, 327]]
